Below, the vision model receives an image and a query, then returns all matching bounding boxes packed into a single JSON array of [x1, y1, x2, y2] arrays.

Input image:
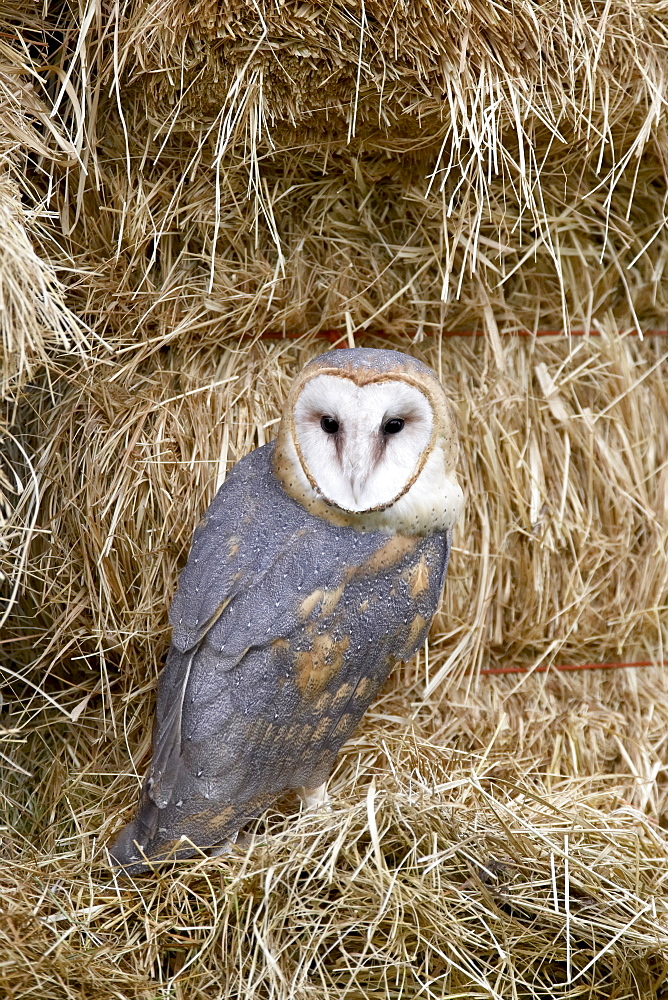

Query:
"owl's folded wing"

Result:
[[150, 442, 398, 804]]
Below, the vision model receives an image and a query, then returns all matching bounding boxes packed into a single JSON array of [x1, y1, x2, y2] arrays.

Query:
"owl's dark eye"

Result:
[[383, 418, 405, 435], [320, 415, 340, 434]]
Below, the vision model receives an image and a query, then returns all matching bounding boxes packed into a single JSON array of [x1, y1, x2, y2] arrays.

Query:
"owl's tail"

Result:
[[108, 788, 163, 875], [108, 803, 222, 875], [108, 790, 273, 875]]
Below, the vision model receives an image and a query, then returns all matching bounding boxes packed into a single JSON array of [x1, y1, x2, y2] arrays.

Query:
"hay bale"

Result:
[[0, 172, 89, 399], [2, 657, 668, 997], [0, 24, 91, 399], [4, 326, 666, 996], [121, 0, 668, 156], [3, 0, 664, 357], [13, 127, 668, 365], [0, 21, 94, 637], [4, 330, 667, 682]]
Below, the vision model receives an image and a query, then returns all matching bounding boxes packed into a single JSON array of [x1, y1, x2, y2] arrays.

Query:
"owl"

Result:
[[110, 347, 463, 872]]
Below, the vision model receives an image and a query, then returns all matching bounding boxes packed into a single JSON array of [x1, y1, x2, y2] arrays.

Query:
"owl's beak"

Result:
[[341, 434, 374, 507]]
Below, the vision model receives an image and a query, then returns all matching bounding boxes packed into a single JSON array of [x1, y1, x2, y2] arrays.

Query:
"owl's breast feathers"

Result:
[[111, 443, 450, 871]]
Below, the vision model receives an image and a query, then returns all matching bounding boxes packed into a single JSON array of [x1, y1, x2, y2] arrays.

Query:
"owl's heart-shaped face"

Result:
[[293, 375, 434, 512], [273, 348, 463, 534]]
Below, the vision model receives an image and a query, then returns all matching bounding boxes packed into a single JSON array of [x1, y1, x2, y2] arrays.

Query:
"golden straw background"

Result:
[[1, 2, 668, 997]]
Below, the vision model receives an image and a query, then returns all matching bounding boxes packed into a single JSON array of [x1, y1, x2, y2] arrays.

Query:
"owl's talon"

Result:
[[299, 782, 330, 810]]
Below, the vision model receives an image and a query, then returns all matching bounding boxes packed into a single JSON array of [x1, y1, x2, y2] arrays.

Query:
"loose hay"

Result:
[[1, 0, 668, 997], [3, 670, 668, 998]]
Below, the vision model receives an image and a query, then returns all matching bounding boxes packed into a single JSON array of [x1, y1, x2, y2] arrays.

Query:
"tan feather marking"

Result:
[[406, 613, 428, 650], [295, 633, 350, 695], [299, 589, 324, 619], [353, 676, 376, 700], [330, 681, 353, 709], [345, 535, 418, 582], [405, 554, 430, 598], [333, 713, 353, 737], [243, 717, 267, 742], [227, 536, 240, 558], [272, 638, 289, 652], [255, 721, 281, 750], [299, 583, 346, 621], [151, 838, 182, 859], [284, 724, 303, 743], [313, 691, 332, 713], [320, 584, 345, 617], [206, 806, 235, 833], [186, 805, 235, 833], [312, 716, 332, 743], [358, 598, 369, 613]]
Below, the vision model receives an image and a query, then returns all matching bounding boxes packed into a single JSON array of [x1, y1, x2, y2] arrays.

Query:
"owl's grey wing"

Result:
[[141, 443, 335, 802], [169, 443, 315, 654], [110, 443, 451, 871]]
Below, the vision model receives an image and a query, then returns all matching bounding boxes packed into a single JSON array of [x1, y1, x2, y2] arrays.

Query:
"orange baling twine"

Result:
[[480, 660, 668, 676], [262, 326, 667, 677]]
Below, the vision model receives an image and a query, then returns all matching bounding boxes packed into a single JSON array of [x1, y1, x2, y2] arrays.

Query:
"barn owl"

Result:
[[110, 347, 463, 872]]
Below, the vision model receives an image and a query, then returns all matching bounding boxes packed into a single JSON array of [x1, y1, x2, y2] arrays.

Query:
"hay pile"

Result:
[[1, 1, 668, 997], [0, 26, 86, 399]]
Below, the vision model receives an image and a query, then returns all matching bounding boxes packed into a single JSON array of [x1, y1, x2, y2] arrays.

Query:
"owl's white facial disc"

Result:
[[293, 375, 434, 512]]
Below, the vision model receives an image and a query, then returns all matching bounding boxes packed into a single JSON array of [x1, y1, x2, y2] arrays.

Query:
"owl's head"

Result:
[[273, 348, 464, 534]]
